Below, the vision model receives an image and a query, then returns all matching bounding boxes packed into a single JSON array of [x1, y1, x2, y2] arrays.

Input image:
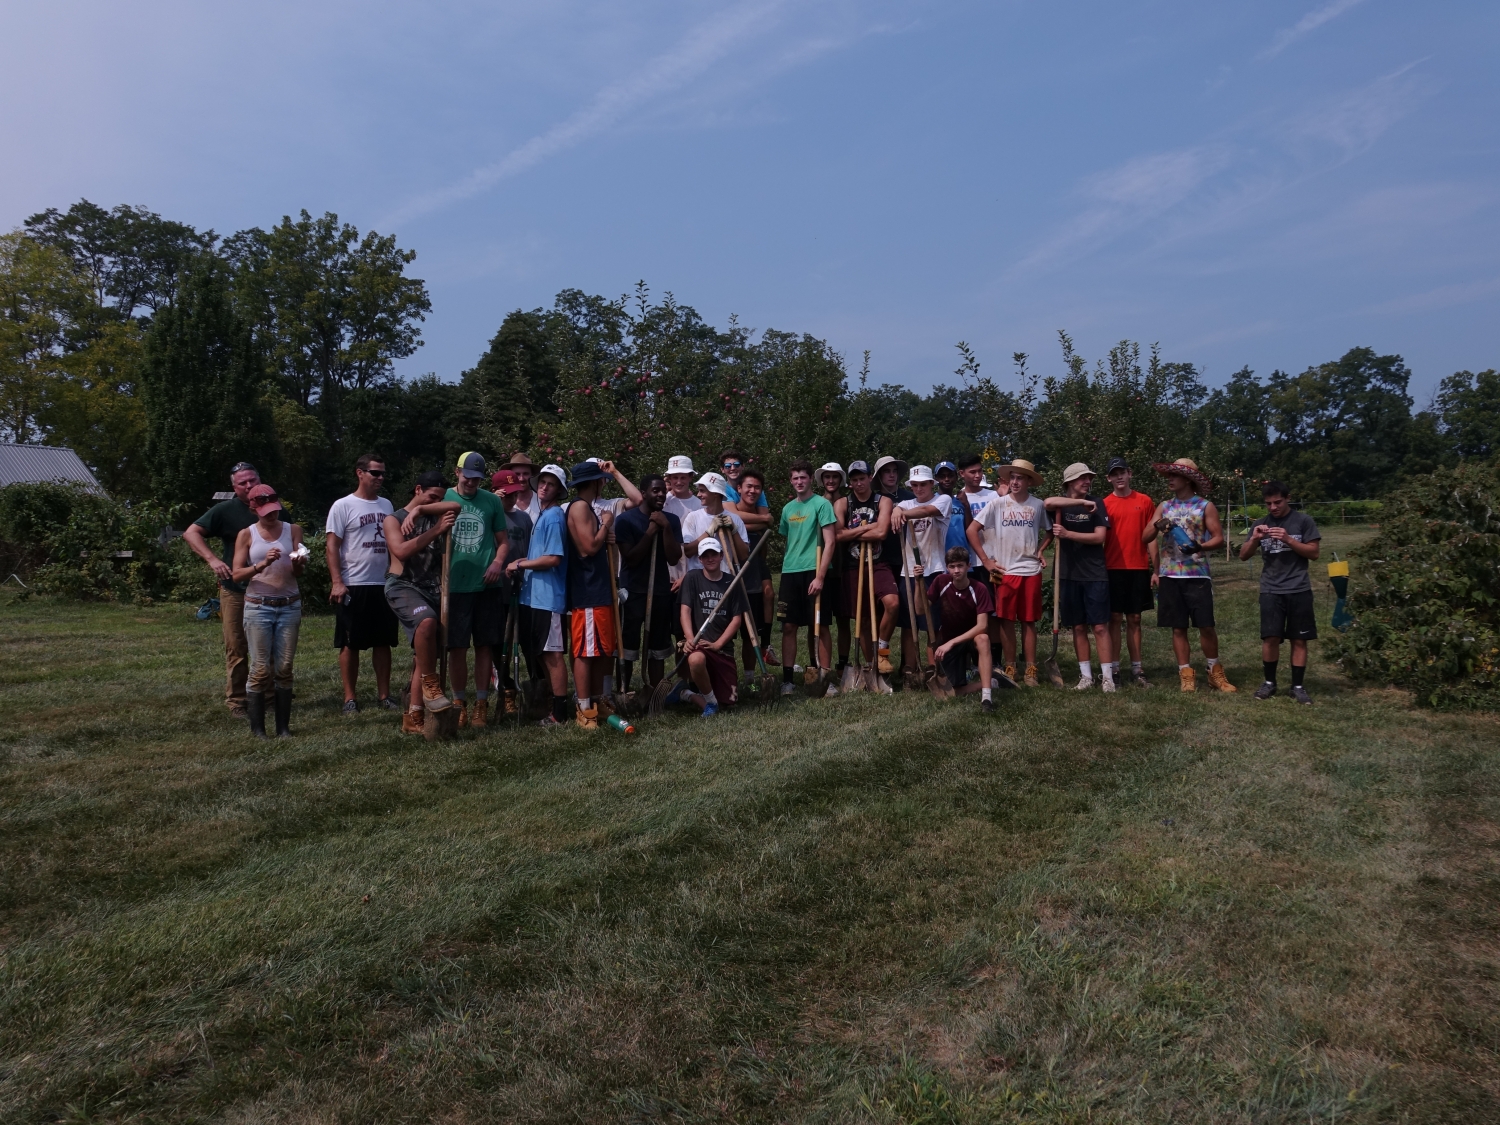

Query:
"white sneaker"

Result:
[[824, 684, 839, 697], [1101, 680, 1116, 693], [1074, 678, 1094, 691], [780, 682, 796, 697]]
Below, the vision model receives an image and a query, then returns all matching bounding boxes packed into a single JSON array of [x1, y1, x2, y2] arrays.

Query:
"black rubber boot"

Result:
[[246, 691, 268, 739], [274, 687, 293, 738]]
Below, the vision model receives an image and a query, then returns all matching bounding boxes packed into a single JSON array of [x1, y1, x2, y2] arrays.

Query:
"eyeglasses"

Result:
[[721, 460, 742, 469], [361, 468, 385, 477]]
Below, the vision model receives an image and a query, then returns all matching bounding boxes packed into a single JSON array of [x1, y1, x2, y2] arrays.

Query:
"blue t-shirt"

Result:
[[722, 482, 769, 507], [521, 505, 568, 613], [944, 492, 971, 554]]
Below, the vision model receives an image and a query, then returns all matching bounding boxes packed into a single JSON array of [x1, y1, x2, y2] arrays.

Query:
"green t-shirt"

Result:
[[193, 497, 258, 591], [778, 494, 837, 574], [444, 487, 507, 593]]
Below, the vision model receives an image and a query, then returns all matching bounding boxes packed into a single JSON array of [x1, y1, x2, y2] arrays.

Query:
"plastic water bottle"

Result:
[[606, 714, 635, 734]]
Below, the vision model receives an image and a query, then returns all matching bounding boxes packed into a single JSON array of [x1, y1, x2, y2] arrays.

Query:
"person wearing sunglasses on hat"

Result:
[[230, 484, 307, 737], [717, 448, 769, 512], [325, 453, 400, 717], [183, 461, 262, 716]]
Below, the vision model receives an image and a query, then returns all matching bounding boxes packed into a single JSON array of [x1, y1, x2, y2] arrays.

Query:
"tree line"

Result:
[[3, 199, 1496, 520]]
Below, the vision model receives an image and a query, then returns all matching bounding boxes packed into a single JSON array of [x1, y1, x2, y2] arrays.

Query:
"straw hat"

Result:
[[997, 458, 1043, 487], [1151, 457, 1212, 493]]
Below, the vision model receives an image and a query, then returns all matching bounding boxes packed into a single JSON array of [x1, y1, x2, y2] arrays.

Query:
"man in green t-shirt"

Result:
[[776, 458, 838, 695], [182, 461, 261, 716], [442, 451, 509, 728]]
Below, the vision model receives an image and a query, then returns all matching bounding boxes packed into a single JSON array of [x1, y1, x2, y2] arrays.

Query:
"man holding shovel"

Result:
[[835, 461, 899, 680], [968, 459, 1050, 687], [731, 466, 780, 671], [615, 473, 683, 693], [776, 458, 838, 696], [444, 452, 509, 729], [892, 465, 954, 679], [383, 471, 458, 735], [817, 462, 851, 679], [510, 464, 571, 727]]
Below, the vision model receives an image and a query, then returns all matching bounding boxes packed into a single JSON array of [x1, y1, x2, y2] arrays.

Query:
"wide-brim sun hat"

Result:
[[1062, 462, 1096, 484], [695, 471, 730, 498], [504, 452, 535, 470], [569, 460, 607, 488], [666, 455, 695, 476], [907, 464, 936, 484], [996, 458, 1044, 487], [539, 463, 569, 489], [872, 455, 909, 484], [817, 461, 846, 486], [1151, 457, 1212, 493]]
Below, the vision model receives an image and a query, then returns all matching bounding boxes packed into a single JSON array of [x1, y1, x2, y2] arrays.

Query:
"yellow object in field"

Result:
[[1327, 561, 1350, 577]]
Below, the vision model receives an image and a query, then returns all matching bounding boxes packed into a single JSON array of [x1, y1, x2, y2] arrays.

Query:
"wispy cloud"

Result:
[[1290, 59, 1427, 154], [1262, 0, 1366, 59], [380, 1, 787, 227], [1363, 276, 1500, 316]]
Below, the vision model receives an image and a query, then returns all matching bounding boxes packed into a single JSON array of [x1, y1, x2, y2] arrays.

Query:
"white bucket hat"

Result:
[[695, 471, 730, 498], [539, 463, 569, 489], [665, 455, 695, 476], [818, 461, 846, 486], [906, 464, 936, 484]]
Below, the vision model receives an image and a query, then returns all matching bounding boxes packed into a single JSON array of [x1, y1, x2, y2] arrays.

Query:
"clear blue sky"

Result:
[[4, 1, 1497, 401]]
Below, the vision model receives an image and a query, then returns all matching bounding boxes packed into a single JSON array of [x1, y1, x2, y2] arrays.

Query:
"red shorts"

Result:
[[996, 573, 1043, 623], [570, 606, 617, 658], [695, 648, 739, 706]]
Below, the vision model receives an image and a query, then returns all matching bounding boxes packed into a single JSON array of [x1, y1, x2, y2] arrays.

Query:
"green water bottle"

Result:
[[606, 714, 635, 734]]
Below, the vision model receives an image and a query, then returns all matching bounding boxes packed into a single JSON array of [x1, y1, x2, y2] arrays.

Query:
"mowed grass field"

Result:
[[3, 527, 1498, 1123]]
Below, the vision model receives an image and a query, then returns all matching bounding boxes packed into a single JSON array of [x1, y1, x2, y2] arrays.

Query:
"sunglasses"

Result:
[[721, 460, 742, 469], [360, 468, 385, 477], [230, 462, 258, 475], [253, 493, 280, 504]]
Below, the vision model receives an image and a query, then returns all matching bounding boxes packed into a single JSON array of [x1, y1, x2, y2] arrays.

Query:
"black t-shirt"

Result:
[[678, 569, 748, 645], [844, 493, 884, 568], [500, 507, 532, 599], [392, 507, 444, 594], [1058, 502, 1111, 582], [614, 506, 680, 597], [193, 498, 258, 591]]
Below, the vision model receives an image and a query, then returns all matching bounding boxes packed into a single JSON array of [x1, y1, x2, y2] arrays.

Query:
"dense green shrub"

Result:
[[1327, 462, 1500, 708]]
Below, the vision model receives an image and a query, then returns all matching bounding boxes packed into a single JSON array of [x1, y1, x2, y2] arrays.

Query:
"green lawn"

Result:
[[2, 527, 1497, 1123]]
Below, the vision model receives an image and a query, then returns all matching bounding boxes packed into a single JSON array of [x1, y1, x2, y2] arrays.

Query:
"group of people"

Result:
[[182, 445, 1323, 735]]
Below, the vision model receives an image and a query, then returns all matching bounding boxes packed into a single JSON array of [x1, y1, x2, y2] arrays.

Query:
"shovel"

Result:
[[804, 544, 833, 697], [720, 530, 779, 705], [840, 543, 869, 694], [634, 536, 659, 706], [1043, 541, 1066, 688], [424, 533, 461, 741], [606, 544, 634, 716], [865, 542, 893, 695], [647, 530, 771, 717], [911, 569, 955, 700]]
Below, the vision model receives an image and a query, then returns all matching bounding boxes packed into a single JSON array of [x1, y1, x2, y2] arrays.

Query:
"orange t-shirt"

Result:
[[1103, 490, 1156, 570]]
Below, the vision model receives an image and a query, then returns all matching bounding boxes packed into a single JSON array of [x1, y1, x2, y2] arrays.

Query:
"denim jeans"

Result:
[[244, 600, 302, 692]]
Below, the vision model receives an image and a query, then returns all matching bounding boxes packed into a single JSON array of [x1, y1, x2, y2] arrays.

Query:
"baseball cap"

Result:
[[695, 471, 730, 498], [696, 536, 723, 555], [666, 455, 695, 476], [416, 469, 446, 489], [907, 464, 936, 484], [538, 463, 568, 489], [455, 451, 487, 479], [1105, 456, 1130, 474], [246, 484, 282, 514], [491, 469, 525, 495], [1062, 462, 1096, 483], [847, 460, 871, 477], [935, 460, 957, 473]]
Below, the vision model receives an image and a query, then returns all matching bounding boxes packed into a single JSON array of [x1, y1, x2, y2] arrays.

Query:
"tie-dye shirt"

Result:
[[1158, 495, 1212, 579]]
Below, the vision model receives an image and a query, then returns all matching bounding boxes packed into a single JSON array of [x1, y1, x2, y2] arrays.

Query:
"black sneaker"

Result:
[[377, 696, 401, 712], [1254, 682, 1277, 701], [981, 698, 995, 713], [1131, 669, 1151, 689], [342, 699, 359, 717], [1290, 685, 1312, 705]]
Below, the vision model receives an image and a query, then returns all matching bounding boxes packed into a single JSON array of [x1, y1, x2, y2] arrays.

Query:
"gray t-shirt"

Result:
[[1251, 511, 1320, 594]]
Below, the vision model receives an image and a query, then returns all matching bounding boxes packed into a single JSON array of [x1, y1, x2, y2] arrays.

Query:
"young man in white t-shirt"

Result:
[[680, 473, 749, 571], [325, 453, 399, 714], [662, 455, 702, 589], [892, 465, 953, 674], [967, 459, 1050, 686]]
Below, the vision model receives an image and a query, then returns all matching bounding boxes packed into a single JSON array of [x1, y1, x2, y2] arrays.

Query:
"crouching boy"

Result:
[[677, 537, 746, 718], [926, 547, 998, 712]]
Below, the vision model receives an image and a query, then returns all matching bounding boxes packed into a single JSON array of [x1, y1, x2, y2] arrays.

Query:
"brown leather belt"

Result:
[[244, 594, 301, 607]]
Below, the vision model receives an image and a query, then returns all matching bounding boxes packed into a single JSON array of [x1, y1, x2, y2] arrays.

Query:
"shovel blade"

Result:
[[807, 669, 832, 699], [840, 663, 864, 694], [1044, 659, 1065, 688], [867, 668, 893, 694]]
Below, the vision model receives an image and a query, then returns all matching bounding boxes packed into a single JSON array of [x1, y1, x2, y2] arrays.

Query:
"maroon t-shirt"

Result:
[[927, 573, 994, 644]]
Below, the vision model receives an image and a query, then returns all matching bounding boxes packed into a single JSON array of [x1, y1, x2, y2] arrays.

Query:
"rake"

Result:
[[647, 530, 772, 717], [720, 530, 780, 706], [1043, 540, 1066, 688]]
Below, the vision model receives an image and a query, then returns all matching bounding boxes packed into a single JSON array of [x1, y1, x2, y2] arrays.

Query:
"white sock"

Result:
[[704, 691, 718, 706], [1179, 664, 1191, 671], [1102, 664, 1115, 687], [577, 696, 591, 711], [878, 641, 890, 651], [1078, 661, 1092, 681], [981, 688, 992, 702], [1206, 658, 1219, 670]]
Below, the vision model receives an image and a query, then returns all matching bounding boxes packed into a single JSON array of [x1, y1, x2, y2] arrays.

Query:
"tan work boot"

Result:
[[420, 674, 451, 712], [595, 695, 616, 719], [576, 703, 599, 730], [877, 647, 894, 674], [1207, 664, 1237, 692], [503, 689, 518, 717], [1179, 666, 1196, 693], [1023, 664, 1039, 687], [456, 700, 469, 729], [1004, 663, 1017, 683], [470, 697, 488, 729], [401, 708, 425, 735]]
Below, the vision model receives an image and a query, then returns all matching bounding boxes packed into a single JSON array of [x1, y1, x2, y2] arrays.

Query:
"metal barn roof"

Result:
[[0, 444, 107, 495]]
